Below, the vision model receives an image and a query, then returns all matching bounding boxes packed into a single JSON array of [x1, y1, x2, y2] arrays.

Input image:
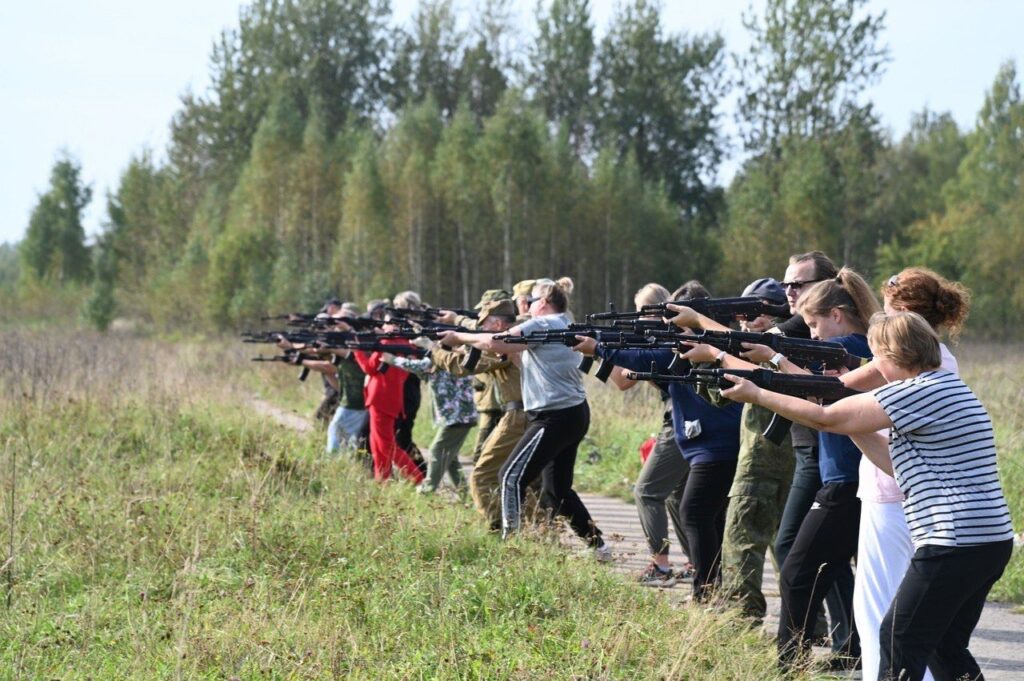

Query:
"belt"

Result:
[[502, 400, 524, 413]]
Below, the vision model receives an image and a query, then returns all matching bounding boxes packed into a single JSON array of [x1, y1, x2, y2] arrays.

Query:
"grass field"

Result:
[[240, 338, 1024, 605], [0, 331, 800, 679]]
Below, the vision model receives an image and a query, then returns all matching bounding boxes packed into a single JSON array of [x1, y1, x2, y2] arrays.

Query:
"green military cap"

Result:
[[477, 299, 517, 323], [512, 279, 536, 297], [474, 288, 512, 309]]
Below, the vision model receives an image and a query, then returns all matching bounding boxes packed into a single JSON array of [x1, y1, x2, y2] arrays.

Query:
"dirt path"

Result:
[[252, 397, 1024, 679]]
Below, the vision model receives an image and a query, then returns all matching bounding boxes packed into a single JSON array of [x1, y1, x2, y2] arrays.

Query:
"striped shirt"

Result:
[[874, 370, 1014, 547]]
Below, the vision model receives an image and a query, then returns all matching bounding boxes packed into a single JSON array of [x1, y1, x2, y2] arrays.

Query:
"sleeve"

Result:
[[430, 345, 510, 376], [516, 317, 543, 336], [352, 350, 381, 377], [391, 356, 433, 377], [594, 346, 674, 373], [873, 380, 914, 433]]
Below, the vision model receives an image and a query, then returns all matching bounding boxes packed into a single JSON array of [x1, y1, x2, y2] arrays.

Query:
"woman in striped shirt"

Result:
[[719, 311, 1014, 681]]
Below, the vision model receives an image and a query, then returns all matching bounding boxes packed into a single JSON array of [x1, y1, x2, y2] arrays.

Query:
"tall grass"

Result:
[[0, 331, 798, 679]]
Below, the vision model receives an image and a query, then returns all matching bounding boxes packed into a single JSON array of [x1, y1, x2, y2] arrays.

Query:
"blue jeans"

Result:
[[326, 407, 368, 454]]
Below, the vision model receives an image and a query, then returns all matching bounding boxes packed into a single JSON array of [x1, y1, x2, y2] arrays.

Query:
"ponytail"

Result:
[[532, 276, 574, 313], [797, 267, 880, 332]]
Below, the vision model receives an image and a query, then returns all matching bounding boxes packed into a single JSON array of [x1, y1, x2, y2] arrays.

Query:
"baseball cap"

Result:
[[742, 278, 787, 306]]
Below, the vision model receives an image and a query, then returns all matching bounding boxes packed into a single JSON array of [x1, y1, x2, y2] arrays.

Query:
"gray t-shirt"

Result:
[[517, 314, 587, 412]]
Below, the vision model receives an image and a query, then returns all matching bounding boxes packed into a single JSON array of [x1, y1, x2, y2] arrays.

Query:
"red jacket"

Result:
[[352, 339, 411, 418]]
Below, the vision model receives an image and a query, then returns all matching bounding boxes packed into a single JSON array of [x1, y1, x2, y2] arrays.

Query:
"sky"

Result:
[[2, 0, 1023, 246]]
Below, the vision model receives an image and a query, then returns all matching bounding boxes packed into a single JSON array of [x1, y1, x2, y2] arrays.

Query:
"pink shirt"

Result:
[[857, 344, 959, 503]]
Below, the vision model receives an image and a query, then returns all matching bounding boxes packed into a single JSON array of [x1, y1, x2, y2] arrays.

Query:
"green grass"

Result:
[[0, 332, 800, 679]]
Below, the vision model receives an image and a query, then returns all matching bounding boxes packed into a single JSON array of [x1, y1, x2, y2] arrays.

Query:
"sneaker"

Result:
[[637, 563, 677, 588], [593, 544, 614, 563], [676, 562, 695, 581]]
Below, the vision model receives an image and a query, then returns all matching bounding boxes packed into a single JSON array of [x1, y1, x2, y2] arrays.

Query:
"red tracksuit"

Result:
[[353, 343, 425, 483]]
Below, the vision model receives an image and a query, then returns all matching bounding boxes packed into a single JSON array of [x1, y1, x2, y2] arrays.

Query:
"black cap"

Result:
[[742, 278, 787, 306]]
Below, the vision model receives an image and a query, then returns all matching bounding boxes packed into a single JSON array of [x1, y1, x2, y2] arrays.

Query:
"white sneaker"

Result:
[[593, 544, 613, 563]]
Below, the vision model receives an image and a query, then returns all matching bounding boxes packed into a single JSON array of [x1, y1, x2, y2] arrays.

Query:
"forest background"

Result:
[[4, 0, 1024, 335]]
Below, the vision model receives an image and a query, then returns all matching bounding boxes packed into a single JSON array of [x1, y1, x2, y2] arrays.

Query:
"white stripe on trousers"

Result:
[[855, 499, 934, 681], [500, 426, 546, 538]]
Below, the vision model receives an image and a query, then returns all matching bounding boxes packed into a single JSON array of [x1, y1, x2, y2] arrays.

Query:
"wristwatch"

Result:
[[768, 352, 785, 370]]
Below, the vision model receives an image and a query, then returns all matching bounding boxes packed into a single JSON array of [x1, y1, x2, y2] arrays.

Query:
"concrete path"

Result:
[[253, 397, 1024, 679]]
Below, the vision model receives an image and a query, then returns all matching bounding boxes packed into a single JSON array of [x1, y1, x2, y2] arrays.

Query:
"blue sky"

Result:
[[2, 0, 1022, 246]]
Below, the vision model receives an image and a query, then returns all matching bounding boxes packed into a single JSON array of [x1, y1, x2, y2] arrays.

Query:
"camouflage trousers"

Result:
[[720, 475, 793, 623]]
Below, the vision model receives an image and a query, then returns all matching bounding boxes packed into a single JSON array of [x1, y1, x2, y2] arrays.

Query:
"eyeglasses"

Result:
[[885, 275, 900, 288], [780, 279, 823, 291]]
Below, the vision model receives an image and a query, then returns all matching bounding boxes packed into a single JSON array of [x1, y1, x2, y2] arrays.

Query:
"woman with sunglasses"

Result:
[[669, 267, 878, 667], [440, 278, 611, 559]]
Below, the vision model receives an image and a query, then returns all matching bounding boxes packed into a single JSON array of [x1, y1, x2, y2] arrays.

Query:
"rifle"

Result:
[[624, 366, 861, 444], [586, 296, 790, 325], [385, 305, 479, 322], [493, 327, 647, 378], [643, 329, 868, 371], [251, 350, 333, 381]]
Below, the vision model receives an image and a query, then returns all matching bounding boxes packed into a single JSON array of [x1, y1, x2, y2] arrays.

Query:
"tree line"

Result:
[[7, 0, 1024, 336]]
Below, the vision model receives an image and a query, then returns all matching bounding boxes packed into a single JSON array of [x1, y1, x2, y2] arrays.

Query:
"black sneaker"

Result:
[[637, 564, 677, 588]]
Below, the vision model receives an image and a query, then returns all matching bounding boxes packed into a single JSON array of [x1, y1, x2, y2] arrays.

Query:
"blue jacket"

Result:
[[596, 346, 742, 464], [818, 333, 872, 484]]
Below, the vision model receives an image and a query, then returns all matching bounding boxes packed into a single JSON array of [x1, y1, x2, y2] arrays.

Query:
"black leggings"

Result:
[[681, 459, 736, 600], [777, 481, 860, 664], [880, 539, 1012, 681], [499, 401, 600, 545]]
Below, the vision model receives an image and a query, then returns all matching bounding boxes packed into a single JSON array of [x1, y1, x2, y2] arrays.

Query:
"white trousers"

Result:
[[855, 500, 933, 681]]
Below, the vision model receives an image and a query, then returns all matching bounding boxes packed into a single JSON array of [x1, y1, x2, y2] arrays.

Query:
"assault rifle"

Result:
[[586, 296, 790, 325], [642, 329, 868, 371], [492, 327, 645, 380], [624, 366, 861, 444], [385, 305, 479, 322], [251, 349, 341, 381]]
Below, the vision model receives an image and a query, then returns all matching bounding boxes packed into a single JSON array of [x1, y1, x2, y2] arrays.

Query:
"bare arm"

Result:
[[608, 366, 638, 391], [840, 359, 886, 391], [850, 432, 894, 476], [720, 374, 892, 435]]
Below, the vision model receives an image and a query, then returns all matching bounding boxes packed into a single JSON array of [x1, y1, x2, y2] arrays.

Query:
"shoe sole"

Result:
[[639, 579, 677, 588]]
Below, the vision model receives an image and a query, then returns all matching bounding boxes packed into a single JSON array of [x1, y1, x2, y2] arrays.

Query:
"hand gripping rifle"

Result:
[[624, 365, 861, 445], [586, 296, 790, 325]]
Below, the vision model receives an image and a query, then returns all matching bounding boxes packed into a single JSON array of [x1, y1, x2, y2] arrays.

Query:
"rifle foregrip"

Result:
[[298, 366, 310, 382]]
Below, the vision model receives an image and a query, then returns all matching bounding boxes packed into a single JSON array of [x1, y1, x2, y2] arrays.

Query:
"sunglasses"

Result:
[[526, 295, 543, 305], [885, 275, 900, 288], [780, 279, 823, 291]]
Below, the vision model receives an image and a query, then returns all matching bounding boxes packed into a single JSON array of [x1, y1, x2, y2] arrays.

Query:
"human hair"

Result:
[[391, 290, 423, 310], [670, 280, 711, 301], [797, 267, 880, 332], [789, 250, 838, 280], [883, 267, 971, 339], [634, 283, 671, 309], [868, 311, 942, 372], [532, 277, 574, 313]]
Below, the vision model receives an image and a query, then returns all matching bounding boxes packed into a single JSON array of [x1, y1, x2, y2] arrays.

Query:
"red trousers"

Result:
[[368, 410, 424, 483]]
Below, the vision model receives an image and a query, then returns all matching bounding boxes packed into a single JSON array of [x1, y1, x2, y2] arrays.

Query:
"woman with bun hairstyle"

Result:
[[441, 278, 611, 559], [717, 311, 1013, 681], [838, 267, 970, 681]]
